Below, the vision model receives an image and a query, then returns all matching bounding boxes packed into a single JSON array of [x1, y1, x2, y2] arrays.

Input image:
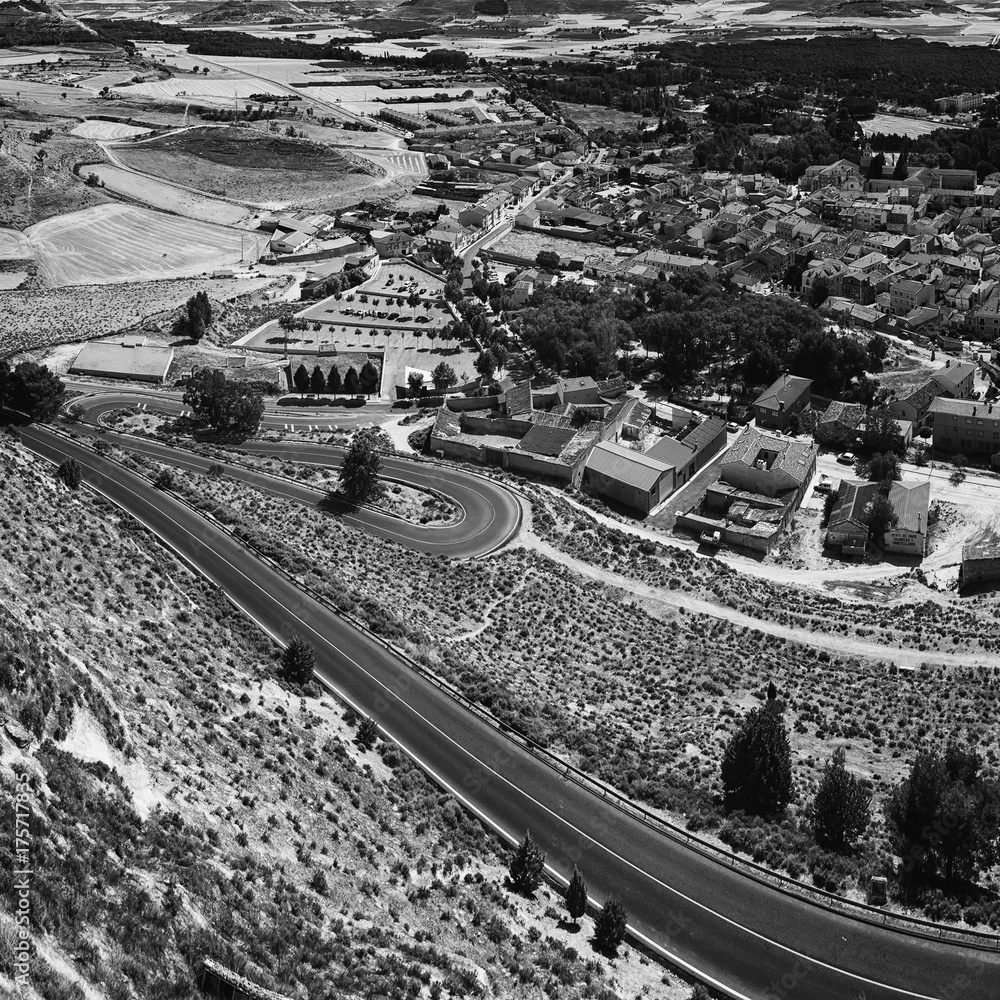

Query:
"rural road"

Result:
[[68, 386, 392, 432], [67, 426, 523, 559], [16, 422, 1000, 1000]]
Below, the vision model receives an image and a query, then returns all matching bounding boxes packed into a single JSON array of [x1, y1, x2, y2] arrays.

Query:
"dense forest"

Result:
[[85, 19, 472, 67], [512, 275, 887, 401], [517, 38, 1000, 118]]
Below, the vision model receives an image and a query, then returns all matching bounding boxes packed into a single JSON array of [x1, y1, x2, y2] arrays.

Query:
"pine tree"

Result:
[[310, 365, 326, 395], [721, 707, 793, 816], [592, 897, 627, 956], [293, 363, 310, 395], [812, 747, 872, 852], [327, 365, 342, 395], [565, 866, 588, 925], [281, 636, 315, 686], [344, 366, 361, 396], [507, 831, 545, 895]]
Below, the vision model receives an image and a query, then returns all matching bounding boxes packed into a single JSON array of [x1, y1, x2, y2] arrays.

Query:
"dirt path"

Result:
[[513, 532, 999, 669]]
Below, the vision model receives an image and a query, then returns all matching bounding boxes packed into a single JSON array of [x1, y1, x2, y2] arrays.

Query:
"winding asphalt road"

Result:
[[17, 411, 1000, 999]]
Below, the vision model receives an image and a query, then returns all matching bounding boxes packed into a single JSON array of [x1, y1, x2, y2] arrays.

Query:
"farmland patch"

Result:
[[24, 204, 249, 286]]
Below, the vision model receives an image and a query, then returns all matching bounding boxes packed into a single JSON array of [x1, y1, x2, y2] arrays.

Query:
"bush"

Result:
[[592, 897, 627, 956], [56, 458, 82, 489]]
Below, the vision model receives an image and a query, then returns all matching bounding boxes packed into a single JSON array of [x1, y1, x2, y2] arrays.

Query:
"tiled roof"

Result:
[[723, 428, 817, 484], [504, 381, 533, 417], [754, 374, 812, 410], [517, 424, 576, 457], [678, 416, 726, 454], [828, 480, 879, 530]]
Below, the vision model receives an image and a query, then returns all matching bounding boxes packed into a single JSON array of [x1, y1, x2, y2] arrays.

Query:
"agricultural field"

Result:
[[112, 125, 384, 209], [82, 162, 258, 227], [117, 75, 287, 102], [69, 120, 152, 140], [0, 227, 32, 259], [0, 433, 680, 1000], [23, 203, 250, 286]]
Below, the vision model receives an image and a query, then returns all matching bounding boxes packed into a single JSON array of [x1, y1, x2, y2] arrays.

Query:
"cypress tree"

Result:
[[721, 707, 793, 816], [565, 866, 588, 925], [507, 831, 545, 895], [293, 364, 310, 394], [327, 365, 342, 395], [281, 636, 315, 686], [812, 747, 872, 852], [310, 365, 326, 395]]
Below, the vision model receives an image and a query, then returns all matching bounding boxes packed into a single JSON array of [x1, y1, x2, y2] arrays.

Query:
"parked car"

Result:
[[726, 421, 739, 432], [814, 475, 834, 494], [837, 452, 855, 465]]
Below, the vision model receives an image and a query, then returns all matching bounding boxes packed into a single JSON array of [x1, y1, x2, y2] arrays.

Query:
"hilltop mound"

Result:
[[0, 0, 100, 45]]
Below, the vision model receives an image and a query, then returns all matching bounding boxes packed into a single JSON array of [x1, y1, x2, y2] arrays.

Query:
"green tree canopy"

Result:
[[565, 866, 588, 924], [592, 897, 627, 956], [864, 490, 898, 539], [812, 747, 872, 852], [721, 706, 793, 816], [856, 451, 901, 484], [862, 406, 905, 455], [344, 366, 361, 395], [886, 744, 1000, 883], [310, 365, 326, 395], [172, 291, 213, 341], [1, 361, 66, 421], [337, 427, 388, 503], [327, 365, 342, 395], [431, 361, 458, 391], [182, 369, 265, 440], [507, 831, 545, 896], [281, 636, 315, 686], [293, 364, 310, 394]]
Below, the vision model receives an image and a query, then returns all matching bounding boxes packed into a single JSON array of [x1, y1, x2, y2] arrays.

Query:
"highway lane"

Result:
[[19, 423, 1000, 1000], [74, 429, 521, 559]]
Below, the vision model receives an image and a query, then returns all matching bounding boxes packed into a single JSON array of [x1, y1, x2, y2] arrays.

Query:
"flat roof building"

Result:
[[70, 341, 174, 383]]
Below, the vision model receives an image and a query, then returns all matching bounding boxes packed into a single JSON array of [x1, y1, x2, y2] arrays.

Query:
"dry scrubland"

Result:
[[0, 137, 112, 229], [114, 127, 384, 209], [0, 431, 687, 1000], [149, 454, 1000, 909], [0, 275, 281, 361]]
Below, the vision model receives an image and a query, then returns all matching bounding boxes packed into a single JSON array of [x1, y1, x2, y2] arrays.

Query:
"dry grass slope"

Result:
[[0, 431, 688, 1000]]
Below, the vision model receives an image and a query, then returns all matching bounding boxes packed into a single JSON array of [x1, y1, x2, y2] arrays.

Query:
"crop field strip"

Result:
[[24, 204, 248, 286]]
